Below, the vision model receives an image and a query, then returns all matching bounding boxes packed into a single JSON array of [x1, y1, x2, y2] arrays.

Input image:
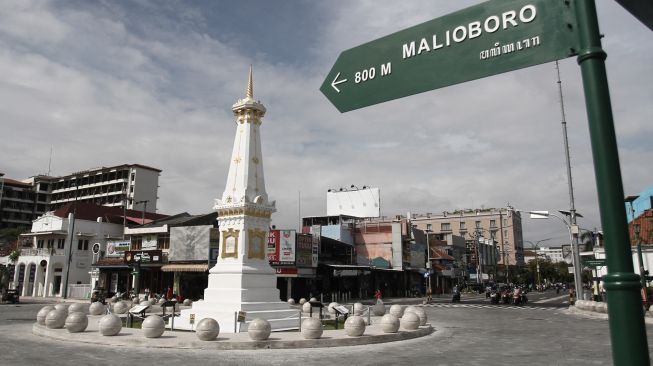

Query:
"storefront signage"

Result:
[[267, 230, 280, 262], [295, 233, 313, 267], [142, 234, 158, 250], [124, 250, 162, 264], [311, 225, 320, 268], [106, 240, 130, 257], [320, 0, 577, 112]]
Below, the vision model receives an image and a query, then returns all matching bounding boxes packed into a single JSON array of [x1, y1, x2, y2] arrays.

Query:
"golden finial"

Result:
[[246, 65, 253, 98]]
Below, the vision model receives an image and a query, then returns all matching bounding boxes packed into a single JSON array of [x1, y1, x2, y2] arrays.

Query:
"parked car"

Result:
[[1, 289, 19, 304]]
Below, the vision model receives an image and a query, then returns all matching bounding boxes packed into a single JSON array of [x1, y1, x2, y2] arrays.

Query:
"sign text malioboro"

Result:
[[321, 0, 578, 112]]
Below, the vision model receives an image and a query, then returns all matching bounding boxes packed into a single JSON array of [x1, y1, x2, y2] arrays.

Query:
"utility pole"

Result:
[[62, 179, 78, 299], [555, 60, 583, 300]]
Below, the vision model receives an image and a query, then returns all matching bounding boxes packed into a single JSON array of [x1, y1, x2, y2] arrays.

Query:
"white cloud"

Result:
[[0, 0, 650, 245]]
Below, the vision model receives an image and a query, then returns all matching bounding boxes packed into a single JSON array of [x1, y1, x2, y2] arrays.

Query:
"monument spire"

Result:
[[246, 65, 253, 99]]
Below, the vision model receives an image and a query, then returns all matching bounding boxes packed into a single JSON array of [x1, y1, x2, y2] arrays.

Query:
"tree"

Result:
[[8, 250, 20, 264]]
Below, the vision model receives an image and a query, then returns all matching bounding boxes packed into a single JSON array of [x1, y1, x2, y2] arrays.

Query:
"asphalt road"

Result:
[[0, 296, 650, 366]]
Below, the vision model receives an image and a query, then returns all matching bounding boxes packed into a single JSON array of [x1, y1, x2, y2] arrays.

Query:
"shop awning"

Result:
[[160, 263, 208, 272]]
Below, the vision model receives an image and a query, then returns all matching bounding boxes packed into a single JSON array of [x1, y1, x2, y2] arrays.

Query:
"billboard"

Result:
[[268, 229, 295, 265], [169, 225, 211, 261], [106, 240, 130, 258], [326, 187, 380, 218], [295, 234, 313, 267]]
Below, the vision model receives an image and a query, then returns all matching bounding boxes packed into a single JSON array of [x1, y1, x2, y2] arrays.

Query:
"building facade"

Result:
[[0, 164, 160, 231], [409, 208, 525, 266]]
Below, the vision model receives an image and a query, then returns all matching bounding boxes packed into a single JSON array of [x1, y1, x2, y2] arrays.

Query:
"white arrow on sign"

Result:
[[330, 72, 347, 93]]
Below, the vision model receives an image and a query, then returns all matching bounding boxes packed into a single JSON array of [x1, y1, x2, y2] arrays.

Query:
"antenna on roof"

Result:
[[47, 146, 53, 176]]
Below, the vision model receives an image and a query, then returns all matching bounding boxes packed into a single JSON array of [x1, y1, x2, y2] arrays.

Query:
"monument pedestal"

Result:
[[172, 260, 299, 333]]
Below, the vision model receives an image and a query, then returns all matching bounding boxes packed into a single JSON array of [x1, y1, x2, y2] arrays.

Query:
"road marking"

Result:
[[420, 303, 559, 311], [532, 294, 568, 303]]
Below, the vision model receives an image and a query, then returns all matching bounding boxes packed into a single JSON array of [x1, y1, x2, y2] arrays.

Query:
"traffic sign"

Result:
[[583, 259, 606, 267], [320, 0, 578, 112]]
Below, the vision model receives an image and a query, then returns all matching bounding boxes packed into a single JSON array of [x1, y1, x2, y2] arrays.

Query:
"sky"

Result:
[[1, 0, 651, 246]]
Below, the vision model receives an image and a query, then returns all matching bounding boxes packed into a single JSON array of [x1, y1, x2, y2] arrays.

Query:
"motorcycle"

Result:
[[513, 288, 528, 305], [489, 290, 500, 304], [501, 290, 511, 304], [452, 289, 461, 303]]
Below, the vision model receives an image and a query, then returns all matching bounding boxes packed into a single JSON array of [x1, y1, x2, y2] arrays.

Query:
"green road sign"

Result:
[[583, 259, 607, 267], [320, 0, 578, 112]]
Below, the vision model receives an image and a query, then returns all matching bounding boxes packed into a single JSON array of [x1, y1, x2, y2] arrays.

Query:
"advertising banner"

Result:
[[279, 230, 296, 264], [168, 225, 210, 261], [295, 233, 313, 267], [311, 225, 320, 267], [124, 250, 162, 264], [106, 240, 130, 258], [267, 230, 280, 262]]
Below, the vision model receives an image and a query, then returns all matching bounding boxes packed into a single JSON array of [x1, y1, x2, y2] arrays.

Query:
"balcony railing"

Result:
[[20, 248, 65, 257]]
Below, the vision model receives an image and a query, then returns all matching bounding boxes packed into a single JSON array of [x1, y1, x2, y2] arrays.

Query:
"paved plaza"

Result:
[[1, 298, 652, 366]]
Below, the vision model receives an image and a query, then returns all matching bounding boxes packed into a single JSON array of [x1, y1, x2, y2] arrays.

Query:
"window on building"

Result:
[[475, 221, 481, 229], [57, 238, 65, 249], [426, 224, 432, 231], [504, 230, 508, 237], [77, 239, 89, 250], [37, 240, 44, 248], [460, 222, 466, 230], [490, 220, 496, 228], [47, 239, 54, 248], [131, 172, 135, 182], [158, 233, 170, 250], [132, 236, 142, 250], [441, 223, 451, 231]]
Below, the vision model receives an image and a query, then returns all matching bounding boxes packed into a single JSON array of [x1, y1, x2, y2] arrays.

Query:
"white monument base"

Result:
[[171, 261, 299, 333]]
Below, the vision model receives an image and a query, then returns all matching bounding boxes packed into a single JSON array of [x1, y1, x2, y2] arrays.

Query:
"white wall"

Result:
[[130, 166, 159, 213]]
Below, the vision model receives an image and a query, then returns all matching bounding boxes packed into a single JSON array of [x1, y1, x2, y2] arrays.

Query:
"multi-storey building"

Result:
[[409, 208, 525, 266], [0, 164, 160, 230], [0, 173, 52, 229], [48, 164, 160, 213]]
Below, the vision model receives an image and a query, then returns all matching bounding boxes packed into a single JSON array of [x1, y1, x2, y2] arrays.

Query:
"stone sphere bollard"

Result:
[[299, 298, 307, 305], [68, 303, 89, 314], [372, 301, 386, 316], [89, 302, 106, 315], [302, 301, 312, 314], [344, 315, 366, 337], [389, 304, 404, 318], [132, 297, 141, 305], [110, 296, 120, 303], [158, 297, 167, 305], [352, 302, 364, 316], [309, 297, 317, 302], [300, 317, 323, 339], [142, 315, 165, 338], [99, 314, 122, 336], [400, 312, 420, 330], [405, 306, 427, 326], [248, 318, 271, 341], [287, 298, 295, 305], [113, 301, 129, 314], [45, 309, 67, 329], [65, 312, 88, 333], [37, 306, 55, 325], [596, 302, 607, 314], [380, 314, 400, 333], [140, 299, 152, 307], [196, 318, 220, 341], [327, 302, 339, 315], [54, 303, 69, 313], [183, 299, 192, 306]]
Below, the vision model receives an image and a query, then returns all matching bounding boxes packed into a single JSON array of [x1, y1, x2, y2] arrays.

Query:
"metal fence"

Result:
[[67, 284, 92, 299]]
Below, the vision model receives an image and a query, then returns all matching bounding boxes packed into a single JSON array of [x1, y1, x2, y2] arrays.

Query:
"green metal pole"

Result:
[[574, 1, 649, 364]]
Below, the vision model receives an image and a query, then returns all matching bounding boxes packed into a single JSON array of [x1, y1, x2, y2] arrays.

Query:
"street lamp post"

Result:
[[517, 210, 583, 299], [425, 229, 432, 295], [524, 238, 551, 289]]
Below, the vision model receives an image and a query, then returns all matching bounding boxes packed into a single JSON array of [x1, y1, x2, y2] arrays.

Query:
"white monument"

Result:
[[174, 68, 298, 333]]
